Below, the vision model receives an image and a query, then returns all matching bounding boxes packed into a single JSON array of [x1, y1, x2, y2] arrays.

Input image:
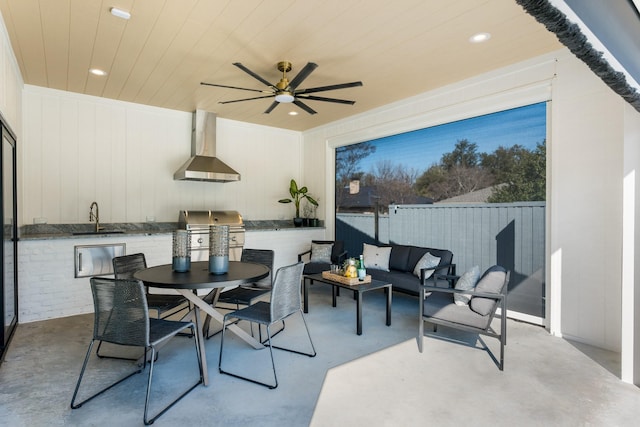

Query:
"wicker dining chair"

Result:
[[202, 248, 275, 339], [113, 253, 189, 319], [217, 248, 274, 308], [218, 261, 316, 389], [95, 253, 191, 360], [71, 277, 203, 425]]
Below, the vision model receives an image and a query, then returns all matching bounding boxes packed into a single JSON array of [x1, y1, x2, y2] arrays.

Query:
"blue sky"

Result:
[[354, 102, 547, 174]]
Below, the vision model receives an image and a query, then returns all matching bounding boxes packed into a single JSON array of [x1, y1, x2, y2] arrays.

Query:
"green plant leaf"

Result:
[[289, 179, 299, 197]]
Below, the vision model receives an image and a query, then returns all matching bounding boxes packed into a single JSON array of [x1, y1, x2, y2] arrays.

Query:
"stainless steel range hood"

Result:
[[173, 110, 241, 182]]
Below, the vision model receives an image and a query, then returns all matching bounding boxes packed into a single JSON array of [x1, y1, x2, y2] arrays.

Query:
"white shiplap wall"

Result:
[[21, 85, 305, 225], [16, 84, 327, 323], [0, 9, 21, 132]]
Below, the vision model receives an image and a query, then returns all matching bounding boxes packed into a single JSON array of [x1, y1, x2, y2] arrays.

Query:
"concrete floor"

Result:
[[2, 285, 640, 426]]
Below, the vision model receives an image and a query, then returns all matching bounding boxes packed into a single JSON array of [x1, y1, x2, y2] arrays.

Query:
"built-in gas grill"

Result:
[[178, 210, 245, 262]]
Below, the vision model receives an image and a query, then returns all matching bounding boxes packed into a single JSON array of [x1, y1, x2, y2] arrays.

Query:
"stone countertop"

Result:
[[243, 219, 323, 231], [19, 220, 324, 240]]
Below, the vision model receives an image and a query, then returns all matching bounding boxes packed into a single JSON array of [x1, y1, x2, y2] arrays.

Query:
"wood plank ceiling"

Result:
[[0, 0, 562, 131]]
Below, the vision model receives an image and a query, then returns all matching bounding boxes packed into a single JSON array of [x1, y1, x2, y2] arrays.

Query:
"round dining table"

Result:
[[134, 260, 270, 385]]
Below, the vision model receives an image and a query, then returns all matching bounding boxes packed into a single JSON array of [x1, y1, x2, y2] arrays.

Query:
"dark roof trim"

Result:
[[516, 0, 640, 113]]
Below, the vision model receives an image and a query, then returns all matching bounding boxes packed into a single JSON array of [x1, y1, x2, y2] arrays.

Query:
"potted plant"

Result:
[[278, 179, 318, 227]]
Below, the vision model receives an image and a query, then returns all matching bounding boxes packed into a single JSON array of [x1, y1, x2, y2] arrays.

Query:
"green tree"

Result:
[[481, 144, 529, 182], [414, 163, 446, 199], [414, 139, 493, 201], [486, 141, 546, 202], [441, 139, 479, 169]]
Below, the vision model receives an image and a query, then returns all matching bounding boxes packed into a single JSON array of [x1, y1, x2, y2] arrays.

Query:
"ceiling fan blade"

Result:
[[201, 82, 270, 93], [288, 62, 318, 91], [264, 101, 279, 114], [219, 94, 276, 104], [296, 94, 356, 105], [296, 81, 363, 95], [233, 62, 276, 89], [293, 99, 317, 115]]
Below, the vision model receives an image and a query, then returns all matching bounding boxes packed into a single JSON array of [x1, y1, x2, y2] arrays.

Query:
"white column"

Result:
[[621, 104, 640, 385]]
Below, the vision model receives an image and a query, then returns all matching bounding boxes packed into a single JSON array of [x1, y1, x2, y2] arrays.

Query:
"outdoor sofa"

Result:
[[360, 243, 455, 296], [298, 241, 455, 296]]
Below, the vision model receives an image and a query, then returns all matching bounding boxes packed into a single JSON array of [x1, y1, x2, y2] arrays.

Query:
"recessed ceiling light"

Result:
[[89, 68, 107, 76], [288, 111, 298, 116], [469, 32, 491, 43], [110, 7, 131, 20]]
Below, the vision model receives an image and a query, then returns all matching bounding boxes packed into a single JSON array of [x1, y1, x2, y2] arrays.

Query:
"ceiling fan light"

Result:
[[275, 92, 294, 103]]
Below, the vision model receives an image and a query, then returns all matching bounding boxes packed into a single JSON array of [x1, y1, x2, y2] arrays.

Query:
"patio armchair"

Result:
[[298, 240, 347, 275], [418, 265, 509, 370]]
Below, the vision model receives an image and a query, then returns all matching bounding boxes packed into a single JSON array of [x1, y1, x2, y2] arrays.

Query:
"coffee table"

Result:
[[303, 273, 392, 335]]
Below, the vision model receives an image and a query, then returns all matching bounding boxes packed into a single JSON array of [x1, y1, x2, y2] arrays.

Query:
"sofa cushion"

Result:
[[407, 246, 430, 272], [310, 242, 333, 264], [368, 269, 450, 295], [413, 252, 440, 278], [363, 243, 391, 271], [388, 245, 411, 271], [368, 270, 420, 294], [453, 265, 481, 306], [429, 248, 453, 267], [423, 292, 492, 330], [470, 265, 506, 316], [303, 262, 331, 275], [309, 240, 346, 264], [407, 246, 453, 274]]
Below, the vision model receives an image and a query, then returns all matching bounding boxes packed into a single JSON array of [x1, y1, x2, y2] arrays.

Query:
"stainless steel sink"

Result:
[[71, 230, 125, 235]]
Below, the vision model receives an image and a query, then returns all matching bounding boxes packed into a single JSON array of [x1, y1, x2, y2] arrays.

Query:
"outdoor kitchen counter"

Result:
[[18, 220, 326, 324], [19, 220, 324, 240]]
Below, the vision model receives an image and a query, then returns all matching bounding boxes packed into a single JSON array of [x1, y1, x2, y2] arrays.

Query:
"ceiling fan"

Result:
[[201, 61, 363, 115]]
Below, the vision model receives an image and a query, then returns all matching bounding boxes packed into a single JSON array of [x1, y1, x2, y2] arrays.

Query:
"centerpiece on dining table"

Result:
[[172, 229, 191, 272], [209, 225, 229, 274], [321, 256, 371, 285]]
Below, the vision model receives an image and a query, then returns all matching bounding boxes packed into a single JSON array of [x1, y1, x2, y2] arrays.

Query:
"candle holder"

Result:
[[172, 230, 191, 272], [209, 225, 229, 274]]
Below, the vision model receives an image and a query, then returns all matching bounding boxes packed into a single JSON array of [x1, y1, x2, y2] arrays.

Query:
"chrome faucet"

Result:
[[89, 201, 103, 233]]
